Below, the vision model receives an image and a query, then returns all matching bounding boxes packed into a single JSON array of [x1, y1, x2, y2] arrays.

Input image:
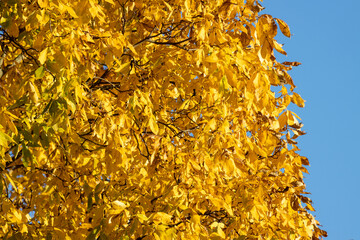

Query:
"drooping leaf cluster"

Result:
[[0, 0, 326, 239]]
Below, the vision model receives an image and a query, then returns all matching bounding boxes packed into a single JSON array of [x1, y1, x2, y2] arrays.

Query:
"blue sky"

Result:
[[262, 0, 360, 239]]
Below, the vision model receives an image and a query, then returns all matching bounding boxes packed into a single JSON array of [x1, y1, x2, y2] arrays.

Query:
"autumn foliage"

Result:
[[0, 0, 326, 239]]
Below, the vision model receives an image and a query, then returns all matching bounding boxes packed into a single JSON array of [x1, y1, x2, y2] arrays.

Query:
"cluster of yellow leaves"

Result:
[[0, 0, 326, 239]]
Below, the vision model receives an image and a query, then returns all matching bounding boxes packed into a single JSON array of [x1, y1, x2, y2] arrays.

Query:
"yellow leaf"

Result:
[[115, 61, 131, 73], [278, 111, 288, 129], [37, 0, 48, 8], [284, 71, 296, 90], [109, 200, 127, 215], [224, 67, 235, 86], [152, 212, 172, 225], [4, 115, 18, 135], [85, 33, 95, 43], [184, 0, 190, 13], [209, 197, 224, 210], [20, 223, 28, 233], [273, 40, 287, 55], [306, 203, 315, 212], [280, 85, 288, 95], [112, 200, 126, 209], [198, 26, 206, 41], [105, 0, 115, 4], [191, 214, 200, 225], [223, 202, 234, 217], [0, 131, 15, 146], [276, 18, 291, 38], [66, 6, 78, 18], [207, 118, 216, 131], [292, 92, 305, 107], [223, 158, 235, 176], [127, 43, 137, 55], [210, 222, 218, 229], [163, 1, 173, 11], [287, 111, 298, 126], [4, 172, 17, 192], [149, 116, 159, 134], [261, 38, 273, 60], [28, 81, 39, 103], [136, 213, 148, 223], [216, 29, 227, 44], [179, 99, 190, 110], [8, 210, 23, 224], [217, 224, 226, 239], [79, 223, 92, 229], [38, 47, 48, 65], [205, 53, 218, 63], [250, 206, 259, 220]]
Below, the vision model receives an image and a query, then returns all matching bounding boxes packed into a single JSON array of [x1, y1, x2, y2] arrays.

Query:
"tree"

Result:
[[0, 0, 327, 239]]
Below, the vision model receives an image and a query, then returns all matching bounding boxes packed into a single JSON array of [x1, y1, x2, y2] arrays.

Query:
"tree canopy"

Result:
[[0, 0, 326, 239]]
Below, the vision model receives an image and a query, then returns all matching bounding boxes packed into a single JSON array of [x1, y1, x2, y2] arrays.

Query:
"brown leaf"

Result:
[[282, 61, 302, 66]]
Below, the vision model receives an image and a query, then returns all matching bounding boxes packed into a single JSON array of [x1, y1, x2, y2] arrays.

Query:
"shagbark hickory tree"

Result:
[[0, 0, 326, 239]]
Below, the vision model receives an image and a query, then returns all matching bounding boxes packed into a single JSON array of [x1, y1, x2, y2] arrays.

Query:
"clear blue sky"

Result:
[[262, 1, 360, 239]]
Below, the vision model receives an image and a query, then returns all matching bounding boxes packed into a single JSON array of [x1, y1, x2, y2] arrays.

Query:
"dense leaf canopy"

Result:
[[0, 0, 326, 239]]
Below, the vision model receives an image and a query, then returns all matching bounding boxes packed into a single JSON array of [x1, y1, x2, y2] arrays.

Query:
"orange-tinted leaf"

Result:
[[282, 61, 302, 66]]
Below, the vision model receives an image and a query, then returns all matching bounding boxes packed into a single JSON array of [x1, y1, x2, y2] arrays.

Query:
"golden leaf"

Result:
[[0, 131, 15, 147], [37, 0, 48, 8], [149, 115, 159, 134], [272, 39, 287, 55], [198, 26, 206, 41], [105, 0, 115, 5], [38, 47, 48, 65], [66, 6, 78, 18], [276, 18, 291, 38], [292, 92, 305, 107]]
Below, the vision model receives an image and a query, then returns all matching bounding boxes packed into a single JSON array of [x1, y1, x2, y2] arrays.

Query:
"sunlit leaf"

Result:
[[35, 66, 45, 79], [276, 18, 291, 37], [38, 47, 48, 65], [0, 131, 15, 146]]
